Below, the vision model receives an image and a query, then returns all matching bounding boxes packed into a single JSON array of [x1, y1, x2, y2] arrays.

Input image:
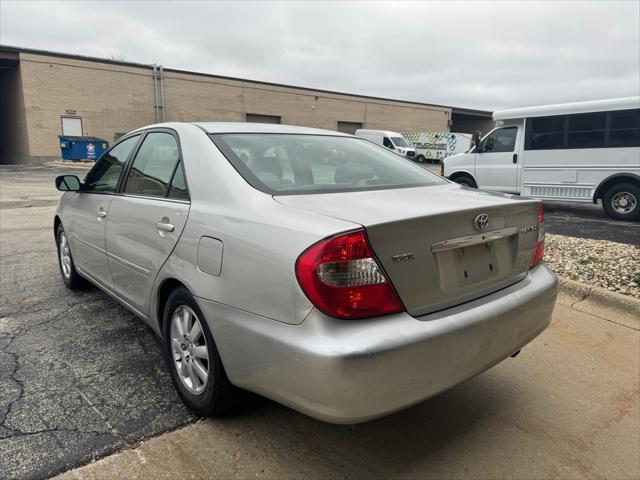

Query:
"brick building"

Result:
[[0, 45, 493, 164]]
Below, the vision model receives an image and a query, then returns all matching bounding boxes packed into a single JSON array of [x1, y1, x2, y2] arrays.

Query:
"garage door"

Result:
[[246, 113, 281, 124], [337, 121, 363, 135], [62, 117, 83, 136]]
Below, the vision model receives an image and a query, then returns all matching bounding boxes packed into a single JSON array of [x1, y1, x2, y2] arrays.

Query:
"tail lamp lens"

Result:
[[530, 203, 545, 269], [295, 229, 404, 319]]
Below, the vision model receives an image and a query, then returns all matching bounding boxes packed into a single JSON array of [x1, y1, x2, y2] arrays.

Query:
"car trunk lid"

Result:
[[276, 184, 541, 316]]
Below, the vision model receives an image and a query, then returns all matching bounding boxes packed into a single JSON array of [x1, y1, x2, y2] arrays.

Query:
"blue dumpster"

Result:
[[58, 136, 109, 161]]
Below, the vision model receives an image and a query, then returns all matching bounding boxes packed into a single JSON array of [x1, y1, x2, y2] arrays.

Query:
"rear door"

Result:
[[105, 130, 190, 315], [64, 134, 141, 288], [475, 126, 520, 192]]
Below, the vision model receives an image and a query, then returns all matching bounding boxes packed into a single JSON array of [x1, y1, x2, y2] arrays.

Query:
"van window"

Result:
[[383, 137, 394, 149], [391, 136, 410, 148], [568, 112, 606, 148], [481, 127, 517, 153], [528, 115, 566, 150], [609, 109, 640, 147]]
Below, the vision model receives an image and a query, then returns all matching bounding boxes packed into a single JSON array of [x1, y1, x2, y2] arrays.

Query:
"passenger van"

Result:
[[355, 129, 416, 159], [443, 97, 640, 220]]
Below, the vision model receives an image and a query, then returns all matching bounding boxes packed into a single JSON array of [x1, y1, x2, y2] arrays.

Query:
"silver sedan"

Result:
[[54, 123, 557, 424]]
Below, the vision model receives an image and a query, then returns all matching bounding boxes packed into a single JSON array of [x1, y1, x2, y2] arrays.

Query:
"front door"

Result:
[[65, 134, 141, 287], [475, 126, 519, 193], [105, 131, 190, 315]]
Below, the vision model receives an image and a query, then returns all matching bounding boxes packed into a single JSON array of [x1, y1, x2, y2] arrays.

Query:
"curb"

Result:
[[46, 161, 93, 169], [557, 277, 640, 330]]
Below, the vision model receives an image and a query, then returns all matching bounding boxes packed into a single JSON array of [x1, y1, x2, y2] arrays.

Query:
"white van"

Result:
[[443, 97, 640, 220], [355, 129, 416, 160]]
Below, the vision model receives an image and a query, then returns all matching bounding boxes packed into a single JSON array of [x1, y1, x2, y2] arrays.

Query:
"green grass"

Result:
[[577, 256, 603, 265], [632, 275, 640, 284]]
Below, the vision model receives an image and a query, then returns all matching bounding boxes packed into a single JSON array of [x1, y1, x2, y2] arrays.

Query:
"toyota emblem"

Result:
[[474, 213, 489, 231]]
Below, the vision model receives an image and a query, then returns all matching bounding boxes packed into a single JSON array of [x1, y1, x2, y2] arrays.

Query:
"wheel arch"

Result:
[[448, 170, 478, 186], [53, 215, 62, 238], [156, 277, 190, 335], [592, 173, 640, 203]]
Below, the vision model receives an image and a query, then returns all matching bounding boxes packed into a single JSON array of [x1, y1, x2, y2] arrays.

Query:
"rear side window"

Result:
[[84, 135, 139, 192], [124, 132, 180, 198], [567, 112, 606, 148], [527, 115, 566, 150], [168, 162, 189, 200], [609, 109, 640, 147], [210, 133, 446, 195]]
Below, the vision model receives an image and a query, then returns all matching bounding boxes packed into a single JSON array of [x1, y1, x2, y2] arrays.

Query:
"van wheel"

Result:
[[602, 183, 640, 221], [453, 175, 477, 188], [163, 287, 239, 416], [56, 224, 90, 290], [416, 155, 425, 163]]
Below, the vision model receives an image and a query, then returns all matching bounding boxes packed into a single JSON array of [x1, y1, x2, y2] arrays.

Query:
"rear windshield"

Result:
[[210, 133, 446, 195]]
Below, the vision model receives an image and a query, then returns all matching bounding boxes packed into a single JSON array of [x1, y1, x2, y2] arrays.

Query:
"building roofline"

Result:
[[0, 44, 491, 116]]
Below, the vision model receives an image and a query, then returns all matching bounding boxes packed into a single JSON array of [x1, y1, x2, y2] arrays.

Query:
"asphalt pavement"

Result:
[[0, 164, 639, 480]]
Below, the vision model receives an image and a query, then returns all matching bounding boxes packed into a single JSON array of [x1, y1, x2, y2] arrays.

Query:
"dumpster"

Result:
[[58, 136, 109, 161]]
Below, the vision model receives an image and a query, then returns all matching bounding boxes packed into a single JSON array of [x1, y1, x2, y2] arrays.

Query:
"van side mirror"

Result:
[[472, 131, 482, 153], [55, 175, 82, 191]]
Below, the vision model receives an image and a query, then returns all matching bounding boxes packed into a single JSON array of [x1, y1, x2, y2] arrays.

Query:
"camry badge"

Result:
[[473, 213, 489, 231]]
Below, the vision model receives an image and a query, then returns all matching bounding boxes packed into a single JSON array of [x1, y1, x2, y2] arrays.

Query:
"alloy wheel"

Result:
[[59, 232, 72, 279], [611, 191, 637, 214], [170, 305, 210, 394]]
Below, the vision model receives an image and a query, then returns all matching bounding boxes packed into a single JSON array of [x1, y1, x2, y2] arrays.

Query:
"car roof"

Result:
[[194, 122, 352, 136]]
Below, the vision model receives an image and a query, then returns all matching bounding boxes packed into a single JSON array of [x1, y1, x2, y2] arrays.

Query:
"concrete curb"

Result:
[[557, 277, 640, 330], [46, 161, 94, 169]]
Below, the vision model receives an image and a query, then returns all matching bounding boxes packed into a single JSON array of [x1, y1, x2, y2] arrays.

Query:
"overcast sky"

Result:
[[1, 1, 639, 110]]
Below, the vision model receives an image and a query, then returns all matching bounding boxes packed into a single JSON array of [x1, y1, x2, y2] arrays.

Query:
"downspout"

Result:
[[152, 64, 159, 123], [159, 65, 165, 122]]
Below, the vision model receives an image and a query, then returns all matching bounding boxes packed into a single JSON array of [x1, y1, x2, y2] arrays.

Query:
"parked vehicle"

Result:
[[443, 97, 640, 220], [355, 129, 416, 159], [401, 131, 472, 163], [54, 123, 557, 424]]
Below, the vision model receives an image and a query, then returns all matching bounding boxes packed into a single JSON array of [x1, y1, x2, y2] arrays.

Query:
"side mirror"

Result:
[[472, 131, 482, 153], [55, 175, 82, 192]]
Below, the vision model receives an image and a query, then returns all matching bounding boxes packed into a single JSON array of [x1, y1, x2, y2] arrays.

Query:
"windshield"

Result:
[[391, 136, 410, 148], [211, 134, 446, 195]]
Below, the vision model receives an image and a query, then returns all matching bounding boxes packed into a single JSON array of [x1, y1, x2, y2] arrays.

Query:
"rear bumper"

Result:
[[197, 265, 558, 424]]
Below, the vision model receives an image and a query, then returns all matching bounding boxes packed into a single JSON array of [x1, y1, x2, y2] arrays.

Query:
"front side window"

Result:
[[382, 137, 394, 149], [84, 135, 140, 192], [567, 112, 606, 148], [481, 127, 517, 153], [211, 134, 447, 195], [391, 136, 410, 148], [124, 132, 180, 197]]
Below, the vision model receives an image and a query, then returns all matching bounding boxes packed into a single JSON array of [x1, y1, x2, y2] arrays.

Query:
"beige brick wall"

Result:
[[17, 52, 451, 161]]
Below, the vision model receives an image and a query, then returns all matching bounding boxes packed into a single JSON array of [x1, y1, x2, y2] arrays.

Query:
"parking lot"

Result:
[[1, 164, 639, 480]]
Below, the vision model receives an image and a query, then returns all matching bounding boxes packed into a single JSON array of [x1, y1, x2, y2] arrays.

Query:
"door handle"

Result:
[[156, 222, 175, 232], [512, 154, 518, 164], [97, 210, 107, 218]]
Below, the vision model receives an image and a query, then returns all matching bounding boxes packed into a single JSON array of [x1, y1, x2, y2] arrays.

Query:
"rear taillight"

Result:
[[529, 203, 545, 269], [295, 229, 404, 319]]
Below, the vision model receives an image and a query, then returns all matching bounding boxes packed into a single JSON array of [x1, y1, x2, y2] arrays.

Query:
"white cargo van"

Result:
[[401, 131, 472, 163], [355, 129, 416, 160], [443, 97, 640, 220]]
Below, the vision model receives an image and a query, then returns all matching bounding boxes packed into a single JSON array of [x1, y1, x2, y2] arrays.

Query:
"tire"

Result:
[[453, 174, 477, 188], [602, 183, 640, 221], [56, 224, 90, 290], [163, 287, 238, 416], [416, 155, 425, 164]]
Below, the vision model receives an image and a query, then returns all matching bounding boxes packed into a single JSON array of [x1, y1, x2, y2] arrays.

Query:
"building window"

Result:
[[246, 113, 281, 124], [567, 112, 606, 149], [337, 121, 363, 135], [61, 117, 83, 136]]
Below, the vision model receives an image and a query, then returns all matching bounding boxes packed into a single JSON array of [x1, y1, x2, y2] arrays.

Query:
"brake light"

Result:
[[295, 229, 404, 319], [529, 203, 545, 269]]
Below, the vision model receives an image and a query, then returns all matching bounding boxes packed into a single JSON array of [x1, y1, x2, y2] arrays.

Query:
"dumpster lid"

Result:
[[58, 135, 108, 143]]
